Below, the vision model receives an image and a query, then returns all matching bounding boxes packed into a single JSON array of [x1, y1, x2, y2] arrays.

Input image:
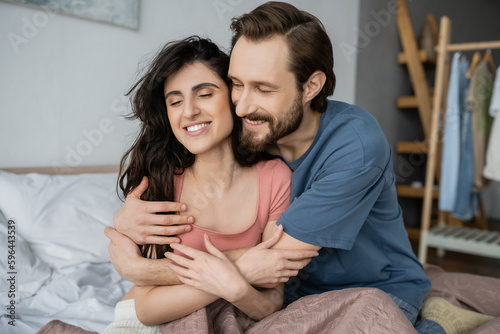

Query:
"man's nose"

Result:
[[233, 89, 256, 117]]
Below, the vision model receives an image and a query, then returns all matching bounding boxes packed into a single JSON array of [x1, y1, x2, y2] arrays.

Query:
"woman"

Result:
[[103, 36, 291, 333]]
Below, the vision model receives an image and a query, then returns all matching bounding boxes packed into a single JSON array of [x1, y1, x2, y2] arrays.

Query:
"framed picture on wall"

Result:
[[4, 0, 140, 30]]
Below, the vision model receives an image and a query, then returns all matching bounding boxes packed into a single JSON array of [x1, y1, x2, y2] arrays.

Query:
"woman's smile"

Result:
[[184, 121, 212, 135]]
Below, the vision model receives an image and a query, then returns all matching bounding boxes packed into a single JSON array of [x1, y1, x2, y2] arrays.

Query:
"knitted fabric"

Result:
[[102, 299, 161, 334]]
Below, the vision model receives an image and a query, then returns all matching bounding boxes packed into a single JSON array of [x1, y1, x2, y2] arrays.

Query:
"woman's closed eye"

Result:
[[169, 98, 183, 107], [197, 89, 213, 99]]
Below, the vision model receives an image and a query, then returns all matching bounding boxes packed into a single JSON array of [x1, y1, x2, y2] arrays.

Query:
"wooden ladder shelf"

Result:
[[396, 0, 439, 241]]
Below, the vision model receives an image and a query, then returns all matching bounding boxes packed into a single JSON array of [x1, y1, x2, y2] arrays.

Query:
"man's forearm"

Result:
[[130, 257, 182, 286], [131, 249, 249, 286]]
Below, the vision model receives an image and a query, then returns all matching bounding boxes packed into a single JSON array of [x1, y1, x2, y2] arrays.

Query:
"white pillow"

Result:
[[0, 210, 51, 302], [0, 171, 122, 269]]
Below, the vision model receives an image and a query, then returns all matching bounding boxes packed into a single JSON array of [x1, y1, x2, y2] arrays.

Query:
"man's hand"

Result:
[[105, 226, 144, 282], [105, 227, 184, 286], [114, 176, 194, 245], [236, 225, 319, 287]]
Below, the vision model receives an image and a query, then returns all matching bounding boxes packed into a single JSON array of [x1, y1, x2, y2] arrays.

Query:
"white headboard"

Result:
[[1, 165, 120, 175]]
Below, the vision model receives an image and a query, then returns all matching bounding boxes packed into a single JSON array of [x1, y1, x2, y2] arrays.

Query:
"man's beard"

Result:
[[239, 92, 304, 152]]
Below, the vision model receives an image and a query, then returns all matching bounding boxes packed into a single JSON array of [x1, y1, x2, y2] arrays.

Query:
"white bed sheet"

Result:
[[1, 262, 132, 333], [0, 171, 133, 333]]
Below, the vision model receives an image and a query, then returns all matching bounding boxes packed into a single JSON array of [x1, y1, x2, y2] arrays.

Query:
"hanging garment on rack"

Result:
[[453, 73, 478, 221], [467, 60, 494, 191], [483, 113, 500, 181], [489, 65, 500, 116], [484, 66, 500, 181], [439, 53, 475, 216]]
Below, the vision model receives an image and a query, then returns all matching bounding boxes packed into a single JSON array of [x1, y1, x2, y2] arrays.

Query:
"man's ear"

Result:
[[303, 70, 326, 104]]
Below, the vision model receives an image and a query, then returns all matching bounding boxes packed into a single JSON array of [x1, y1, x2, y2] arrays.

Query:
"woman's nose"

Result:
[[183, 99, 200, 119]]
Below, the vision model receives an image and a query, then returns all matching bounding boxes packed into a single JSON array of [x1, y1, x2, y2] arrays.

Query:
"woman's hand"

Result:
[[114, 176, 195, 245], [165, 234, 250, 302]]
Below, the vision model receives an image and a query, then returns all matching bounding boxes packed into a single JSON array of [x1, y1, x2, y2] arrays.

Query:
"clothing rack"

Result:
[[419, 16, 500, 263]]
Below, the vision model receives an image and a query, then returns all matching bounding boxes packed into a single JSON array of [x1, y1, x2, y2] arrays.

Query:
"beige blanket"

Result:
[[37, 265, 500, 334], [159, 288, 417, 334]]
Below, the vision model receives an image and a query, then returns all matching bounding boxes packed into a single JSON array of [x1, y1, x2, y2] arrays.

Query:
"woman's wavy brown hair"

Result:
[[118, 36, 261, 259]]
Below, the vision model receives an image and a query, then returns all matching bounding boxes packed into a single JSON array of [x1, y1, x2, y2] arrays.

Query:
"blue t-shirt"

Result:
[[279, 100, 431, 309]]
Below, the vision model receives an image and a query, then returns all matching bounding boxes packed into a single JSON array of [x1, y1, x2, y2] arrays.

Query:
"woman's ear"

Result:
[[303, 70, 326, 104]]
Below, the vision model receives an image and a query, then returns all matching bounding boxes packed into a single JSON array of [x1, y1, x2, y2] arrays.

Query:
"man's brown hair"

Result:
[[230, 1, 335, 113]]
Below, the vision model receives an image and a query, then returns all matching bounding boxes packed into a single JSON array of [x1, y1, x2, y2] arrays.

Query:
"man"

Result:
[[106, 2, 460, 333]]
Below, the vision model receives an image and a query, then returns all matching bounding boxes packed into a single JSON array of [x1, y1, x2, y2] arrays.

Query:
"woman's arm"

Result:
[[133, 221, 287, 325], [227, 279, 284, 320], [165, 232, 284, 320], [133, 284, 219, 326]]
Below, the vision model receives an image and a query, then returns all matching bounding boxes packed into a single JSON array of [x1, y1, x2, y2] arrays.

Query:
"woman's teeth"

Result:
[[186, 123, 209, 132]]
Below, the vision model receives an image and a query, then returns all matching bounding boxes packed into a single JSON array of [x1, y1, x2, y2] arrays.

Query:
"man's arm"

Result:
[[108, 176, 317, 286], [235, 224, 320, 287], [105, 224, 317, 286], [105, 226, 182, 285], [235, 163, 388, 287], [108, 176, 194, 285]]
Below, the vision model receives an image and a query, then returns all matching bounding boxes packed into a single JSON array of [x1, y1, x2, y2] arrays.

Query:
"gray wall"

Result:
[[355, 0, 500, 224], [1, 0, 499, 220], [0, 0, 360, 169]]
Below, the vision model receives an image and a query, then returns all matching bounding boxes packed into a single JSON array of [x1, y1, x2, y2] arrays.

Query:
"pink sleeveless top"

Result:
[[173, 159, 291, 253]]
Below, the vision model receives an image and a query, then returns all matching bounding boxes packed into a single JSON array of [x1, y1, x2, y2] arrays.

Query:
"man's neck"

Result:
[[270, 110, 322, 162]]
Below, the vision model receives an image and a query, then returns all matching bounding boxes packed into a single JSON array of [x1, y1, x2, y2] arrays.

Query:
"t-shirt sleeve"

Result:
[[277, 164, 385, 250], [267, 160, 292, 221]]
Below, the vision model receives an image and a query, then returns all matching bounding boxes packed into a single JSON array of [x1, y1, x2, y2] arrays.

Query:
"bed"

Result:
[[0, 166, 132, 333], [0, 166, 498, 334]]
